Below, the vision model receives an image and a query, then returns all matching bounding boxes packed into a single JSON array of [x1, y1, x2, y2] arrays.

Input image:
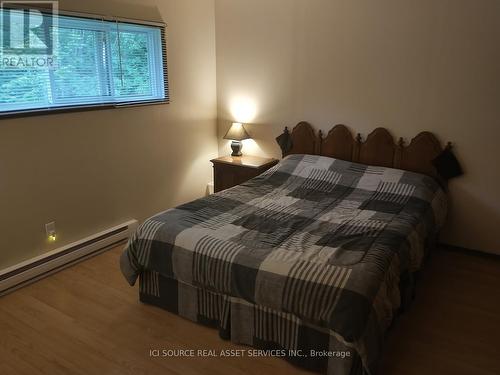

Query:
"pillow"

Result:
[[432, 147, 463, 180], [276, 129, 293, 156]]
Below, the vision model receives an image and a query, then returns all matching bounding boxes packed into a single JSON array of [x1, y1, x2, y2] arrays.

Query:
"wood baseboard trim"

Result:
[[0, 220, 138, 296], [438, 242, 500, 260]]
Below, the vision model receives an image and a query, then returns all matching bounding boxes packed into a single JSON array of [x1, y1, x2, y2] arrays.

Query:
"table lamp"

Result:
[[223, 122, 251, 156]]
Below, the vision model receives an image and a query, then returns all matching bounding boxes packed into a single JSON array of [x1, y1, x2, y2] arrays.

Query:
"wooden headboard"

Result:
[[281, 121, 451, 179]]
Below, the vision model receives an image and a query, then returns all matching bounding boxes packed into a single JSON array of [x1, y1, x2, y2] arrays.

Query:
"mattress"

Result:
[[121, 154, 447, 374]]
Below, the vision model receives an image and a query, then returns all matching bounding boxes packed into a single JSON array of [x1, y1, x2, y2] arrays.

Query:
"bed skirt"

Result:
[[139, 270, 365, 375]]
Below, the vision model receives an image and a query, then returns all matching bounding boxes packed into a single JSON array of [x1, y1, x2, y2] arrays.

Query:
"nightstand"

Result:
[[211, 155, 279, 193]]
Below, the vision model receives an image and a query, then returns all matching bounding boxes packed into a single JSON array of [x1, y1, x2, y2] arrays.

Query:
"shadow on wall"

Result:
[[244, 122, 283, 157], [441, 182, 500, 254]]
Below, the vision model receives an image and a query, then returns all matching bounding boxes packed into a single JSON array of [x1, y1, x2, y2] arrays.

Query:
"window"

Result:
[[0, 8, 168, 116]]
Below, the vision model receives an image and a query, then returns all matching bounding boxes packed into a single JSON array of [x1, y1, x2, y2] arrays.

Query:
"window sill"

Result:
[[0, 100, 170, 120]]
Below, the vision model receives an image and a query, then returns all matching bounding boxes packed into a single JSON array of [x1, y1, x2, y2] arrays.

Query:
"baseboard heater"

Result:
[[0, 219, 138, 297]]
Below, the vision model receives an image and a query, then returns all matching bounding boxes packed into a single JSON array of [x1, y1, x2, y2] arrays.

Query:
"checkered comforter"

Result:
[[121, 154, 447, 374]]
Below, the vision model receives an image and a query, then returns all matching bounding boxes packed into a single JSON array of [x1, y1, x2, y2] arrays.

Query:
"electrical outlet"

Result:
[[45, 222, 57, 242]]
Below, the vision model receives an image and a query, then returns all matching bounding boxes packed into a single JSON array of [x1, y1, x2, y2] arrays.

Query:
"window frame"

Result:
[[0, 7, 169, 119]]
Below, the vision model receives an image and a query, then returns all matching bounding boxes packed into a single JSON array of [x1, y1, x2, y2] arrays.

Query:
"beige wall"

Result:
[[0, 0, 218, 269], [215, 0, 500, 254]]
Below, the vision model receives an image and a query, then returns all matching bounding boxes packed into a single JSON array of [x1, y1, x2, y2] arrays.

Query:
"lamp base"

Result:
[[230, 141, 243, 156]]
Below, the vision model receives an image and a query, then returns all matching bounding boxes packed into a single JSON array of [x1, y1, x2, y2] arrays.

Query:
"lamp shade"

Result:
[[223, 122, 251, 141]]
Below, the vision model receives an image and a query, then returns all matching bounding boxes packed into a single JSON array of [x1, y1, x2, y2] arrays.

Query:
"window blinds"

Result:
[[0, 9, 168, 116]]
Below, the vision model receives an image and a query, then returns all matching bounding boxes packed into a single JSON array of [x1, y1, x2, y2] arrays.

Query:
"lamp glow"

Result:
[[230, 97, 257, 123]]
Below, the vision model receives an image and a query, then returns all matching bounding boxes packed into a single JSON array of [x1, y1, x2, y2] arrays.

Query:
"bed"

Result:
[[121, 122, 449, 375]]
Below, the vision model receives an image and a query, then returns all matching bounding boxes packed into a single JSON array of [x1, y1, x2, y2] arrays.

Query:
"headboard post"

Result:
[[318, 130, 324, 155], [353, 134, 362, 163], [394, 137, 405, 169]]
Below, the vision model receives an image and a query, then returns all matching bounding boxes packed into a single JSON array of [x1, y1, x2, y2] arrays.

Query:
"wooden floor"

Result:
[[0, 246, 499, 375]]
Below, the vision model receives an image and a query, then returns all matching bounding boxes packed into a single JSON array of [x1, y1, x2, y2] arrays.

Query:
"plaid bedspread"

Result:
[[121, 154, 447, 374]]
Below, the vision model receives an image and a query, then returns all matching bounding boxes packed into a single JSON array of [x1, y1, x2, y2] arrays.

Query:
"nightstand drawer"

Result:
[[213, 164, 261, 192], [211, 155, 279, 193]]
